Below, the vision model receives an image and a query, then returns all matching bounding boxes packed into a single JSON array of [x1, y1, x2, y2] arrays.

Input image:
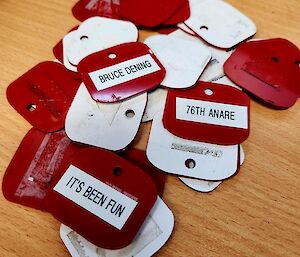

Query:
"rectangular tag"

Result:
[[176, 97, 248, 129], [54, 165, 137, 230], [88, 54, 161, 90]]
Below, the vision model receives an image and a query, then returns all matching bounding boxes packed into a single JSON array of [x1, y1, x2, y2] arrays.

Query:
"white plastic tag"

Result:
[[63, 31, 79, 72], [179, 178, 222, 193], [168, 30, 236, 85], [176, 97, 248, 129], [142, 88, 167, 122], [66, 83, 146, 151], [60, 197, 174, 257], [179, 145, 245, 192], [177, 22, 196, 36], [184, 0, 256, 49], [88, 54, 161, 91], [144, 34, 211, 88], [146, 112, 239, 180], [54, 165, 137, 230], [63, 17, 138, 72]]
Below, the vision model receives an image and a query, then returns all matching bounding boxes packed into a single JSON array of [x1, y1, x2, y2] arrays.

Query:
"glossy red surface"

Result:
[[224, 38, 300, 109], [78, 42, 166, 102], [45, 147, 157, 249], [163, 82, 250, 145], [6, 61, 81, 132]]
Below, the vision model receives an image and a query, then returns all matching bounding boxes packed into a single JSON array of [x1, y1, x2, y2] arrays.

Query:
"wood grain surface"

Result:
[[0, 0, 299, 256]]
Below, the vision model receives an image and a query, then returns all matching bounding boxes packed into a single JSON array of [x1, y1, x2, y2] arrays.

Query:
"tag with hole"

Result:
[[163, 81, 250, 145], [62, 17, 138, 73], [45, 147, 157, 249], [119, 148, 166, 197], [6, 61, 81, 132], [66, 84, 146, 151], [2, 128, 85, 210], [78, 42, 165, 102], [60, 196, 173, 257], [144, 35, 211, 89], [72, 0, 121, 22], [142, 88, 167, 122], [146, 112, 240, 180], [119, 0, 188, 28], [184, 0, 256, 49], [224, 38, 300, 109], [178, 145, 245, 192]]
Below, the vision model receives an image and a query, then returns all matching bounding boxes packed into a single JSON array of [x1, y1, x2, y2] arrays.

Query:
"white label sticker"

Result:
[[176, 97, 248, 129], [54, 165, 138, 230], [89, 54, 161, 90]]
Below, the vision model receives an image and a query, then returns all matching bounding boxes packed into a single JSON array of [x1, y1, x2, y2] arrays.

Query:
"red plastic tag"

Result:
[[6, 61, 81, 132], [224, 38, 300, 109], [44, 147, 157, 249], [53, 26, 79, 65], [163, 0, 190, 26], [72, 0, 120, 22], [120, 148, 166, 197], [119, 0, 188, 28], [2, 129, 85, 210], [78, 42, 165, 102], [163, 82, 250, 145]]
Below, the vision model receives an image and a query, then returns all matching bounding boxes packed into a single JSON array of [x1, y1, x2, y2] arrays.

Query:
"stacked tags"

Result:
[[4, 17, 173, 255], [3, 0, 300, 256]]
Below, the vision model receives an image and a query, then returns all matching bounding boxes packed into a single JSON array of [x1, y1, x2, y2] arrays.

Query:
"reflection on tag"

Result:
[[179, 145, 245, 192], [66, 84, 146, 151], [46, 147, 158, 249], [60, 197, 174, 257], [184, 0, 256, 49], [145, 34, 211, 89], [142, 88, 167, 122], [146, 112, 240, 180], [63, 17, 138, 72]]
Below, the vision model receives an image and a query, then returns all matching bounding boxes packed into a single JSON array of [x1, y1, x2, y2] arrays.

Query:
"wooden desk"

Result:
[[0, 0, 299, 256]]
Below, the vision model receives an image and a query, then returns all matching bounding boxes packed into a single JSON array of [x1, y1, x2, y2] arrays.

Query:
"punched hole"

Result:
[[204, 88, 213, 96], [108, 53, 117, 59], [28, 177, 34, 182], [185, 159, 196, 169], [125, 109, 135, 118], [80, 35, 88, 41], [200, 25, 208, 30], [113, 167, 122, 176], [271, 57, 279, 62], [295, 60, 300, 67], [27, 104, 36, 112]]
